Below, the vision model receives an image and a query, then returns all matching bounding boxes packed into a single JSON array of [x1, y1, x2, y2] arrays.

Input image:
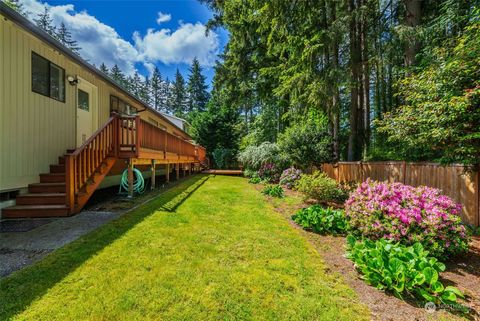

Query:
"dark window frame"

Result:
[[31, 51, 66, 102]]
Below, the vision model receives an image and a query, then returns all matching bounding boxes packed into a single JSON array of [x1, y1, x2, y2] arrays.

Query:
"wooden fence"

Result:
[[322, 162, 480, 227]]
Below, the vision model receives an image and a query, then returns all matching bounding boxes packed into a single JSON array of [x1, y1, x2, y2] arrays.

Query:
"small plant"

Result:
[[261, 184, 284, 198], [248, 172, 261, 184], [243, 168, 256, 178], [296, 171, 348, 203], [292, 205, 348, 235], [346, 179, 469, 258], [279, 167, 302, 189], [258, 162, 281, 183], [346, 236, 464, 305]]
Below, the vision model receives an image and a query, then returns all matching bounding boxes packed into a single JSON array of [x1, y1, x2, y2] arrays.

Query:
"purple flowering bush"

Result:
[[258, 163, 281, 183], [279, 167, 302, 189], [346, 179, 469, 258]]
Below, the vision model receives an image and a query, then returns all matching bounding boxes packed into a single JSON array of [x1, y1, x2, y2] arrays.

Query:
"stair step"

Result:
[[29, 182, 66, 193], [2, 205, 69, 218], [40, 173, 65, 183], [50, 164, 65, 173], [66, 149, 76, 154], [16, 193, 66, 205], [58, 156, 65, 165]]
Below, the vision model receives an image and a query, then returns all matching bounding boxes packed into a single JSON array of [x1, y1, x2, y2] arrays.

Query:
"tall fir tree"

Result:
[[4, 0, 27, 16], [187, 57, 210, 112], [169, 69, 187, 117], [150, 66, 163, 111], [34, 7, 56, 37], [162, 78, 172, 114], [99, 63, 109, 75], [110, 64, 126, 87], [57, 22, 81, 54], [138, 76, 151, 105]]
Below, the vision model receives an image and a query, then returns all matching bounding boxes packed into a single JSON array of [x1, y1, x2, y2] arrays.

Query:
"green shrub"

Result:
[[277, 120, 333, 169], [261, 185, 285, 198], [292, 205, 348, 235], [243, 168, 256, 178], [296, 171, 348, 203], [238, 142, 287, 171], [248, 176, 262, 184], [346, 236, 464, 305]]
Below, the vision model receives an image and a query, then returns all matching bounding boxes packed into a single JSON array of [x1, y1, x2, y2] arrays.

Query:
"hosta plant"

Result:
[[279, 167, 302, 189], [346, 179, 469, 258], [261, 185, 284, 198], [292, 205, 348, 235], [346, 236, 464, 305]]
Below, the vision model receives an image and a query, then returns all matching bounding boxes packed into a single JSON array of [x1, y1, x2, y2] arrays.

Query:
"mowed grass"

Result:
[[0, 175, 369, 321]]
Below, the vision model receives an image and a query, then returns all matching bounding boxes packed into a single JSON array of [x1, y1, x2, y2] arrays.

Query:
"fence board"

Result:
[[322, 162, 479, 226]]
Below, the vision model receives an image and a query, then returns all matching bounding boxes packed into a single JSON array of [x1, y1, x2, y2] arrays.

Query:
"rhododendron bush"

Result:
[[345, 179, 469, 258]]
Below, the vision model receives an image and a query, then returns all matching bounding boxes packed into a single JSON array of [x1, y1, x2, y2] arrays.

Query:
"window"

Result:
[[31, 52, 65, 102], [110, 95, 137, 115], [78, 89, 89, 111]]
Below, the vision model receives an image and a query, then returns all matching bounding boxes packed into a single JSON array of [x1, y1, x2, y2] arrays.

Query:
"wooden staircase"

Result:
[[2, 116, 119, 218], [3, 154, 71, 218]]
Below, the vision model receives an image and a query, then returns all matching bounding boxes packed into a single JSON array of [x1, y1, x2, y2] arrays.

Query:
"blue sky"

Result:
[[19, 0, 228, 86]]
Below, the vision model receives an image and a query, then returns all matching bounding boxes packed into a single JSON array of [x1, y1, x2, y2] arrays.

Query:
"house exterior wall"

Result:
[[0, 16, 190, 192]]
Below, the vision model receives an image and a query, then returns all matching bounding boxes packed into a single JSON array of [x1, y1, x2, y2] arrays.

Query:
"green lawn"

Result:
[[0, 175, 369, 321]]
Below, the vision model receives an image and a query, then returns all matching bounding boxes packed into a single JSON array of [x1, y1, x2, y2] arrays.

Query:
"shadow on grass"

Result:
[[0, 174, 210, 320]]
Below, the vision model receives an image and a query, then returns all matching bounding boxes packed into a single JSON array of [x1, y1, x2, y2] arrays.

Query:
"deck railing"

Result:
[[65, 113, 206, 210]]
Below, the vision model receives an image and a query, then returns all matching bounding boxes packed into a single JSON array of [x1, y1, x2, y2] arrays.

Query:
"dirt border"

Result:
[[258, 185, 479, 321]]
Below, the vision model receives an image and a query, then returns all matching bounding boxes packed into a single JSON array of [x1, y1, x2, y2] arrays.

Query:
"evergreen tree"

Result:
[[138, 76, 151, 105], [169, 69, 187, 117], [34, 7, 56, 37], [110, 64, 126, 87], [150, 66, 163, 111], [57, 22, 81, 54], [99, 63, 109, 75], [187, 57, 210, 112], [4, 0, 27, 16], [162, 78, 172, 114]]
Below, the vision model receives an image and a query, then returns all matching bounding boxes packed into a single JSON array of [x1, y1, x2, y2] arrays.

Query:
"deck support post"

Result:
[[183, 163, 186, 177], [128, 160, 134, 198], [166, 163, 170, 183], [151, 160, 156, 190], [176, 163, 180, 180]]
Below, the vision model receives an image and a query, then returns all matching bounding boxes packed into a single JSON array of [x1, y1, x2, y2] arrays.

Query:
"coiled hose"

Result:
[[119, 167, 145, 195]]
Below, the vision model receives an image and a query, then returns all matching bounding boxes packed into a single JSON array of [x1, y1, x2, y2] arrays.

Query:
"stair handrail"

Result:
[[65, 115, 118, 211]]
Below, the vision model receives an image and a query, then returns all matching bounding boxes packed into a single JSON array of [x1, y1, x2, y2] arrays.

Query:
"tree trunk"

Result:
[[348, 0, 361, 161], [360, 0, 370, 157], [403, 0, 421, 66]]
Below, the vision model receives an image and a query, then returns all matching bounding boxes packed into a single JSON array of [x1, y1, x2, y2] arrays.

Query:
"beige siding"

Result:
[[0, 17, 188, 191]]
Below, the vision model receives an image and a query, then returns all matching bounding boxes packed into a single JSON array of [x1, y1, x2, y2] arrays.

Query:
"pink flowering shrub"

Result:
[[279, 167, 302, 189], [258, 163, 281, 183], [345, 179, 469, 258]]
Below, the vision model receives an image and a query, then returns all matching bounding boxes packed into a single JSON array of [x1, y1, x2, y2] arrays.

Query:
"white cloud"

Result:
[[19, 0, 219, 73], [134, 22, 219, 66], [156, 12, 171, 24]]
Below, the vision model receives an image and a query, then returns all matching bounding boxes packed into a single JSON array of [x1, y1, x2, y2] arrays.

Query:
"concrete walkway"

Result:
[[0, 211, 121, 277]]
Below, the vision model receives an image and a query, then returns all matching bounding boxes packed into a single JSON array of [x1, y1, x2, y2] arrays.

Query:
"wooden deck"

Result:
[[202, 170, 243, 176], [2, 114, 208, 218]]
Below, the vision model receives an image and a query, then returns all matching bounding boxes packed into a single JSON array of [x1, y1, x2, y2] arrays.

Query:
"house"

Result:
[[0, 3, 207, 218], [161, 113, 191, 133]]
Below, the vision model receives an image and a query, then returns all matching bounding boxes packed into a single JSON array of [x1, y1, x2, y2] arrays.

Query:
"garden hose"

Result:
[[119, 167, 145, 195]]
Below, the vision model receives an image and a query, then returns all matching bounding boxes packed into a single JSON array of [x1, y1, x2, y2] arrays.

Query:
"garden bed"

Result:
[[257, 185, 480, 320]]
